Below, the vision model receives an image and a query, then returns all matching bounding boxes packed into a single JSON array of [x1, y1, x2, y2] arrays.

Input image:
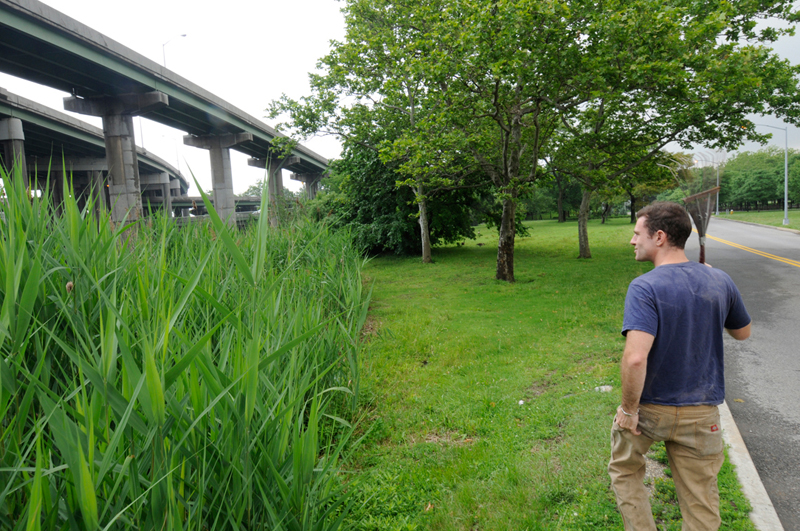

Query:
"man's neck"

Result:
[[652, 248, 689, 268]]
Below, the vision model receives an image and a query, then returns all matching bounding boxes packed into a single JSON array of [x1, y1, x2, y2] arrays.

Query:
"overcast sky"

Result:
[[0, 0, 346, 194], [2, 1, 799, 191]]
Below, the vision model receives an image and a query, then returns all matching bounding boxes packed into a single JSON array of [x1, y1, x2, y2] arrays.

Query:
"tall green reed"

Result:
[[0, 165, 369, 530]]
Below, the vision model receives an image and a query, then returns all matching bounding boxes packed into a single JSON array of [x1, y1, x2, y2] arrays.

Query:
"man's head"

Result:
[[631, 202, 692, 262]]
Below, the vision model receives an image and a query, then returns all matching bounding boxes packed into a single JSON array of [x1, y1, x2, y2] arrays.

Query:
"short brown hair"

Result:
[[636, 202, 692, 249]]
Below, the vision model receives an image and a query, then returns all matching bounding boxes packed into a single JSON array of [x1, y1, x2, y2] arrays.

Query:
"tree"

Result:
[[276, 0, 800, 277], [242, 180, 268, 198], [538, 166, 583, 222], [308, 144, 479, 255], [373, 0, 800, 272], [618, 155, 679, 222], [721, 147, 800, 209], [377, 0, 590, 281], [531, 0, 800, 257], [269, 0, 487, 263]]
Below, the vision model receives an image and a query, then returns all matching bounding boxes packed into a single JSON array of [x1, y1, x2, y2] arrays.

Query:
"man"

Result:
[[609, 202, 752, 530]]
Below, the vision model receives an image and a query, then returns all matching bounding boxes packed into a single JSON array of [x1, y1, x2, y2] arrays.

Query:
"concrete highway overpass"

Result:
[[1, 87, 193, 213], [0, 0, 327, 224]]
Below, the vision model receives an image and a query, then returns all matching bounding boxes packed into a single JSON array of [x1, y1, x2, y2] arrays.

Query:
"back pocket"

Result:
[[694, 408, 723, 456]]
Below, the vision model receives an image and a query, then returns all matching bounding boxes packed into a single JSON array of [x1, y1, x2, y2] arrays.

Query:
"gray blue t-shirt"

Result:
[[622, 261, 751, 406]]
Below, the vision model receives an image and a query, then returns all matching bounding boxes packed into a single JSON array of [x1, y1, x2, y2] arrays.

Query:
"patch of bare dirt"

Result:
[[526, 370, 558, 398], [422, 431, 476, 446], [644, 452, 670, 498], [360, 314, 380, 341]]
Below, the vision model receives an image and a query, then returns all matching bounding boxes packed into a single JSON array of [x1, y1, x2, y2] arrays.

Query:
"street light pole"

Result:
[[752, 123, 789, 226], [162, 34, 187, 68], [785, 128, 789, 226]]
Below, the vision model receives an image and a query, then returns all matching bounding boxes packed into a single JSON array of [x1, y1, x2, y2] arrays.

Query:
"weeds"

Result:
[[0, 166, 369, 530]]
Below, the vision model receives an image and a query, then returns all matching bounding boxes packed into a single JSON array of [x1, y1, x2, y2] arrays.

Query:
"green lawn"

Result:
[[716, 208, 800, 230], [345, 218, 755, 530]]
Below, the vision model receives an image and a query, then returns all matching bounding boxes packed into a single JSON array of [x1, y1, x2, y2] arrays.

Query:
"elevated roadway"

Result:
[[0, 0, 327, 223], [1, 87, 187, 190], [1, 86, 193, 215]]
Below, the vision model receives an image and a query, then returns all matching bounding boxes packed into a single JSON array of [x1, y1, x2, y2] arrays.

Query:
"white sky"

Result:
[[0, 0, 346, 195], [2, 1, 799, 188]]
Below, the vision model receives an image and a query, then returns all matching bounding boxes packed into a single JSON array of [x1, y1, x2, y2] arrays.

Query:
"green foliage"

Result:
[[242, 179, 266, 197], [0, 164, 369, 529], [477, 187, 531, 237], [519, 186, 558, 221], [720, 147, 800, 207], [307, 146, 477, 255], [241, 179, 298, 202], [274, 0, 800, 277]]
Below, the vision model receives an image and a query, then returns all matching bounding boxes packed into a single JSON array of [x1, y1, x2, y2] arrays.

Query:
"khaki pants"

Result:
[[608, 404, 725, 531]]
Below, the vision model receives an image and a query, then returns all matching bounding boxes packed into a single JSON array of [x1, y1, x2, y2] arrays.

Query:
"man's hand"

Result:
[[615, 406, 641, 435]]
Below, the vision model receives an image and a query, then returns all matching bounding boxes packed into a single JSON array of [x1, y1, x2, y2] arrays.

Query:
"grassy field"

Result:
[[716, 208, 800, 230], [345, 218, 755, 530]]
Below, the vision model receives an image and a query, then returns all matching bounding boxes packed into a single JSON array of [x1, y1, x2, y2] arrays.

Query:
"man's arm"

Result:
[[616, 330, 655, 435], [726, 322, 751, 340]]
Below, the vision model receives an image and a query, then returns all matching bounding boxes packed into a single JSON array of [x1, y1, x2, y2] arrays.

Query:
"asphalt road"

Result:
[[684, 218, 800, 530]]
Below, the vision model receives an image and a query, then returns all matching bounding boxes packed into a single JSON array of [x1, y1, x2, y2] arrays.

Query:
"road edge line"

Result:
[[719, 400, 784, 530]]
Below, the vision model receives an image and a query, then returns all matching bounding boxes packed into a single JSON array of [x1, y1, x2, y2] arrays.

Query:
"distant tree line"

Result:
[[718, 148, 800, 211]]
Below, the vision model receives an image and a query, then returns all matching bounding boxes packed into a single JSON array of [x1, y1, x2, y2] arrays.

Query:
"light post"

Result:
[[162, 34, 187, 68], [752, 123, 789, 226], [716, 162, 719, 215]]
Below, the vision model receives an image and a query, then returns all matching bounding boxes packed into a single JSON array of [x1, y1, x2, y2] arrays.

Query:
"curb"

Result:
[[713, 216, 800, 235], [719, 401, 784, 530]]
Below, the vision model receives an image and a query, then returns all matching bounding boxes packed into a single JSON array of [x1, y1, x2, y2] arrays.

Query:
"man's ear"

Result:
[[655, 230, 668, 246]]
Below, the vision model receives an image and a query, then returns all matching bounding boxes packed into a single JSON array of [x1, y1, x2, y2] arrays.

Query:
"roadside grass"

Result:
[[716, 209, 800, 230], [345, 218, 755, 530]]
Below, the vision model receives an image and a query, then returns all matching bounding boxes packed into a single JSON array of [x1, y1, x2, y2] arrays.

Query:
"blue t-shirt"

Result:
[[622, 261, 751, 406]]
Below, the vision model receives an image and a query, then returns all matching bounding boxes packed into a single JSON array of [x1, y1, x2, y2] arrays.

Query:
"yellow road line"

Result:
[[697, 230, 800, 268]]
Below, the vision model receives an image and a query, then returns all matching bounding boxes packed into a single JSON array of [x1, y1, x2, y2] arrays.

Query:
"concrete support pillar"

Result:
[[64, 92, 168, 223], [141, 172, 172, 216], [163, 180, 172, 216], [185, 132, 252, 224], [169, 181, 188, 217], [290, 172, 323, 200], [169, 178, 182, 198], [248, 156, 294, 227], [0, 118, 28, 186]]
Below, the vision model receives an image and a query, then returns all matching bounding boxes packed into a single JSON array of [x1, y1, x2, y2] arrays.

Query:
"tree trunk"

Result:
[[578, 188, 592, 259], [418, 189, 433, 264], [629, 192, 636, 223], [496, 196, 517, 282], [601, 203, 611, 224], [557, 187, 566, 222]]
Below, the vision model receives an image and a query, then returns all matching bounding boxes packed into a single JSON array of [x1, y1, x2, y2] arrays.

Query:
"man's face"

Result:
[[630, 216, 658, 262]]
